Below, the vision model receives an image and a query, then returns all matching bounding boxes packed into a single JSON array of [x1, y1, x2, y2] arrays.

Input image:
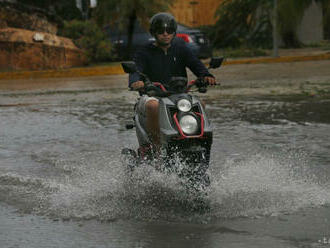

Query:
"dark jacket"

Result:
[[129, 37, 213, 89]]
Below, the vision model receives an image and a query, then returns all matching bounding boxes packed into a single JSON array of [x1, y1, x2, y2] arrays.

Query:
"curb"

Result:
[[223, 52, 330, 65], [1, 53, 330, 81], [0, 65, 124, 80]]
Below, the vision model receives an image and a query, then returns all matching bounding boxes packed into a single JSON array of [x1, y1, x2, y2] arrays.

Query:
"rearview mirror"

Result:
[[121, 61, 138, 73], [209, 57, 224, 69]]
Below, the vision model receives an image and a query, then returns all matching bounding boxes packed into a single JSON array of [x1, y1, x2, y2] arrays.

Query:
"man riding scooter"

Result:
[[129, 12, 217, 156]]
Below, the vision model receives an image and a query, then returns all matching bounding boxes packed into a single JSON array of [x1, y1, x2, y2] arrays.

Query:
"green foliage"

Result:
[[323, 1, 330, 39], [211, 0, 273, 49], [94, 0, 174, 29], [210, 0, 328, 49], [17, 0, 82, 21], [17, 0, 52, 9], [277, 0, 330, 47], [277, 0, 312, 47], [60, 20, 113, 63], [53, 1, 82, 21], [93, 0, 174, 58]]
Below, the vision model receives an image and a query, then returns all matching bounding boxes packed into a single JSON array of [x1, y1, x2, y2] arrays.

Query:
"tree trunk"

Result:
[[126, 10, 137, 59]]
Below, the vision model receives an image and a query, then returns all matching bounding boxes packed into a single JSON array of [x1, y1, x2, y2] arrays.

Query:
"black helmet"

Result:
[[149, 12, 177, 35]]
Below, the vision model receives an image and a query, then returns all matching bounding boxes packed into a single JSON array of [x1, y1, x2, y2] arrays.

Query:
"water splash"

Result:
[[1, 150, 329, 222], [209, 151, 330, 218], [45, 153, 209, 221]]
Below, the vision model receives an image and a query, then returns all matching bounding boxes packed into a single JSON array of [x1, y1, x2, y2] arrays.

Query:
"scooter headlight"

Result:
[[179, 115, 198, 135], [177, 99, 192, 112]]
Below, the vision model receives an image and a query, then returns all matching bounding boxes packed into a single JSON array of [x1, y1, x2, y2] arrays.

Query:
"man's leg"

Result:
[[145, 99, 160, 148]]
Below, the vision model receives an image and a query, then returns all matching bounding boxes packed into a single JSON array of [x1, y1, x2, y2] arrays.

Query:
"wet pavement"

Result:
[[1, 60, 330, 248]]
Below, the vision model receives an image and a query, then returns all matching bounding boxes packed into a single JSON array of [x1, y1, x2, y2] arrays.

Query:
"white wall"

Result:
[[76, 0, 97, 10], [297, 0, 324, 44], [90, 0, 97, 8], [76, 0, 82, 11]]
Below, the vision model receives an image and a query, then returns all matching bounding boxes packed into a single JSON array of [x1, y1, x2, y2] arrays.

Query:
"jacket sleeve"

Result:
[[182, 44, 214, 79], [128, 48, 147, 87]]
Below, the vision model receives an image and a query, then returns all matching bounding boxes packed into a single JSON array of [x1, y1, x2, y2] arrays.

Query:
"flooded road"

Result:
[[1, 61, 330, 247]]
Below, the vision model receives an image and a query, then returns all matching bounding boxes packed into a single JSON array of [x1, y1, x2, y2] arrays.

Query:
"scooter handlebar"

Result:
[[144, 82, 170, 97], [188, 78, 219, 93], [135, 79, 219, 96]]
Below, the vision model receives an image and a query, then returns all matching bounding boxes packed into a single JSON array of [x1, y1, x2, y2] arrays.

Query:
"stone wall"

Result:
[[0, 28, 86, 70], [0, 1, 86, 70], [0, 1, 59, 33]]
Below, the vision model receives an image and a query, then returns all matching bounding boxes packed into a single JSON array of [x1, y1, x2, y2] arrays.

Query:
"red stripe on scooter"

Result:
[[153, 82, 167, 92]]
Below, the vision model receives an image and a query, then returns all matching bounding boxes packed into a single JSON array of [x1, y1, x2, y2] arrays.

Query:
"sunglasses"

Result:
[[155, 27, 175, 35]]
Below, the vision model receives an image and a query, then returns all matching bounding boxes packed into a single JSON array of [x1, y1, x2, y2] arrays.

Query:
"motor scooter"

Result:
[[121, 57, 223, 189]]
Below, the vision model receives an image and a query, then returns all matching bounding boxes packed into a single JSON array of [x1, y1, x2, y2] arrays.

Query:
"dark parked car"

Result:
[[176, 24, 213, 59], [104, 21, 212, 60]]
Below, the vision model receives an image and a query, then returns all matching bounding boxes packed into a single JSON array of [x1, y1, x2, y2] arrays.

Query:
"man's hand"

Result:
[[131, 81, 145, 90], [204, 76, 216, 86]]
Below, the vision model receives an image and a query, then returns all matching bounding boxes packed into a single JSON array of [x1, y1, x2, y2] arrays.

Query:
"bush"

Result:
[[209, 0, 273, 49], [209, 0, 322, 49], [324, 1, 330, 40], [59, 20, 113, 63]]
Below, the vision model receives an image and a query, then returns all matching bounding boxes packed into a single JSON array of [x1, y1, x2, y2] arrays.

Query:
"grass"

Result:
[[213, 47, 269, 59], [302, 40, 330, 51]]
